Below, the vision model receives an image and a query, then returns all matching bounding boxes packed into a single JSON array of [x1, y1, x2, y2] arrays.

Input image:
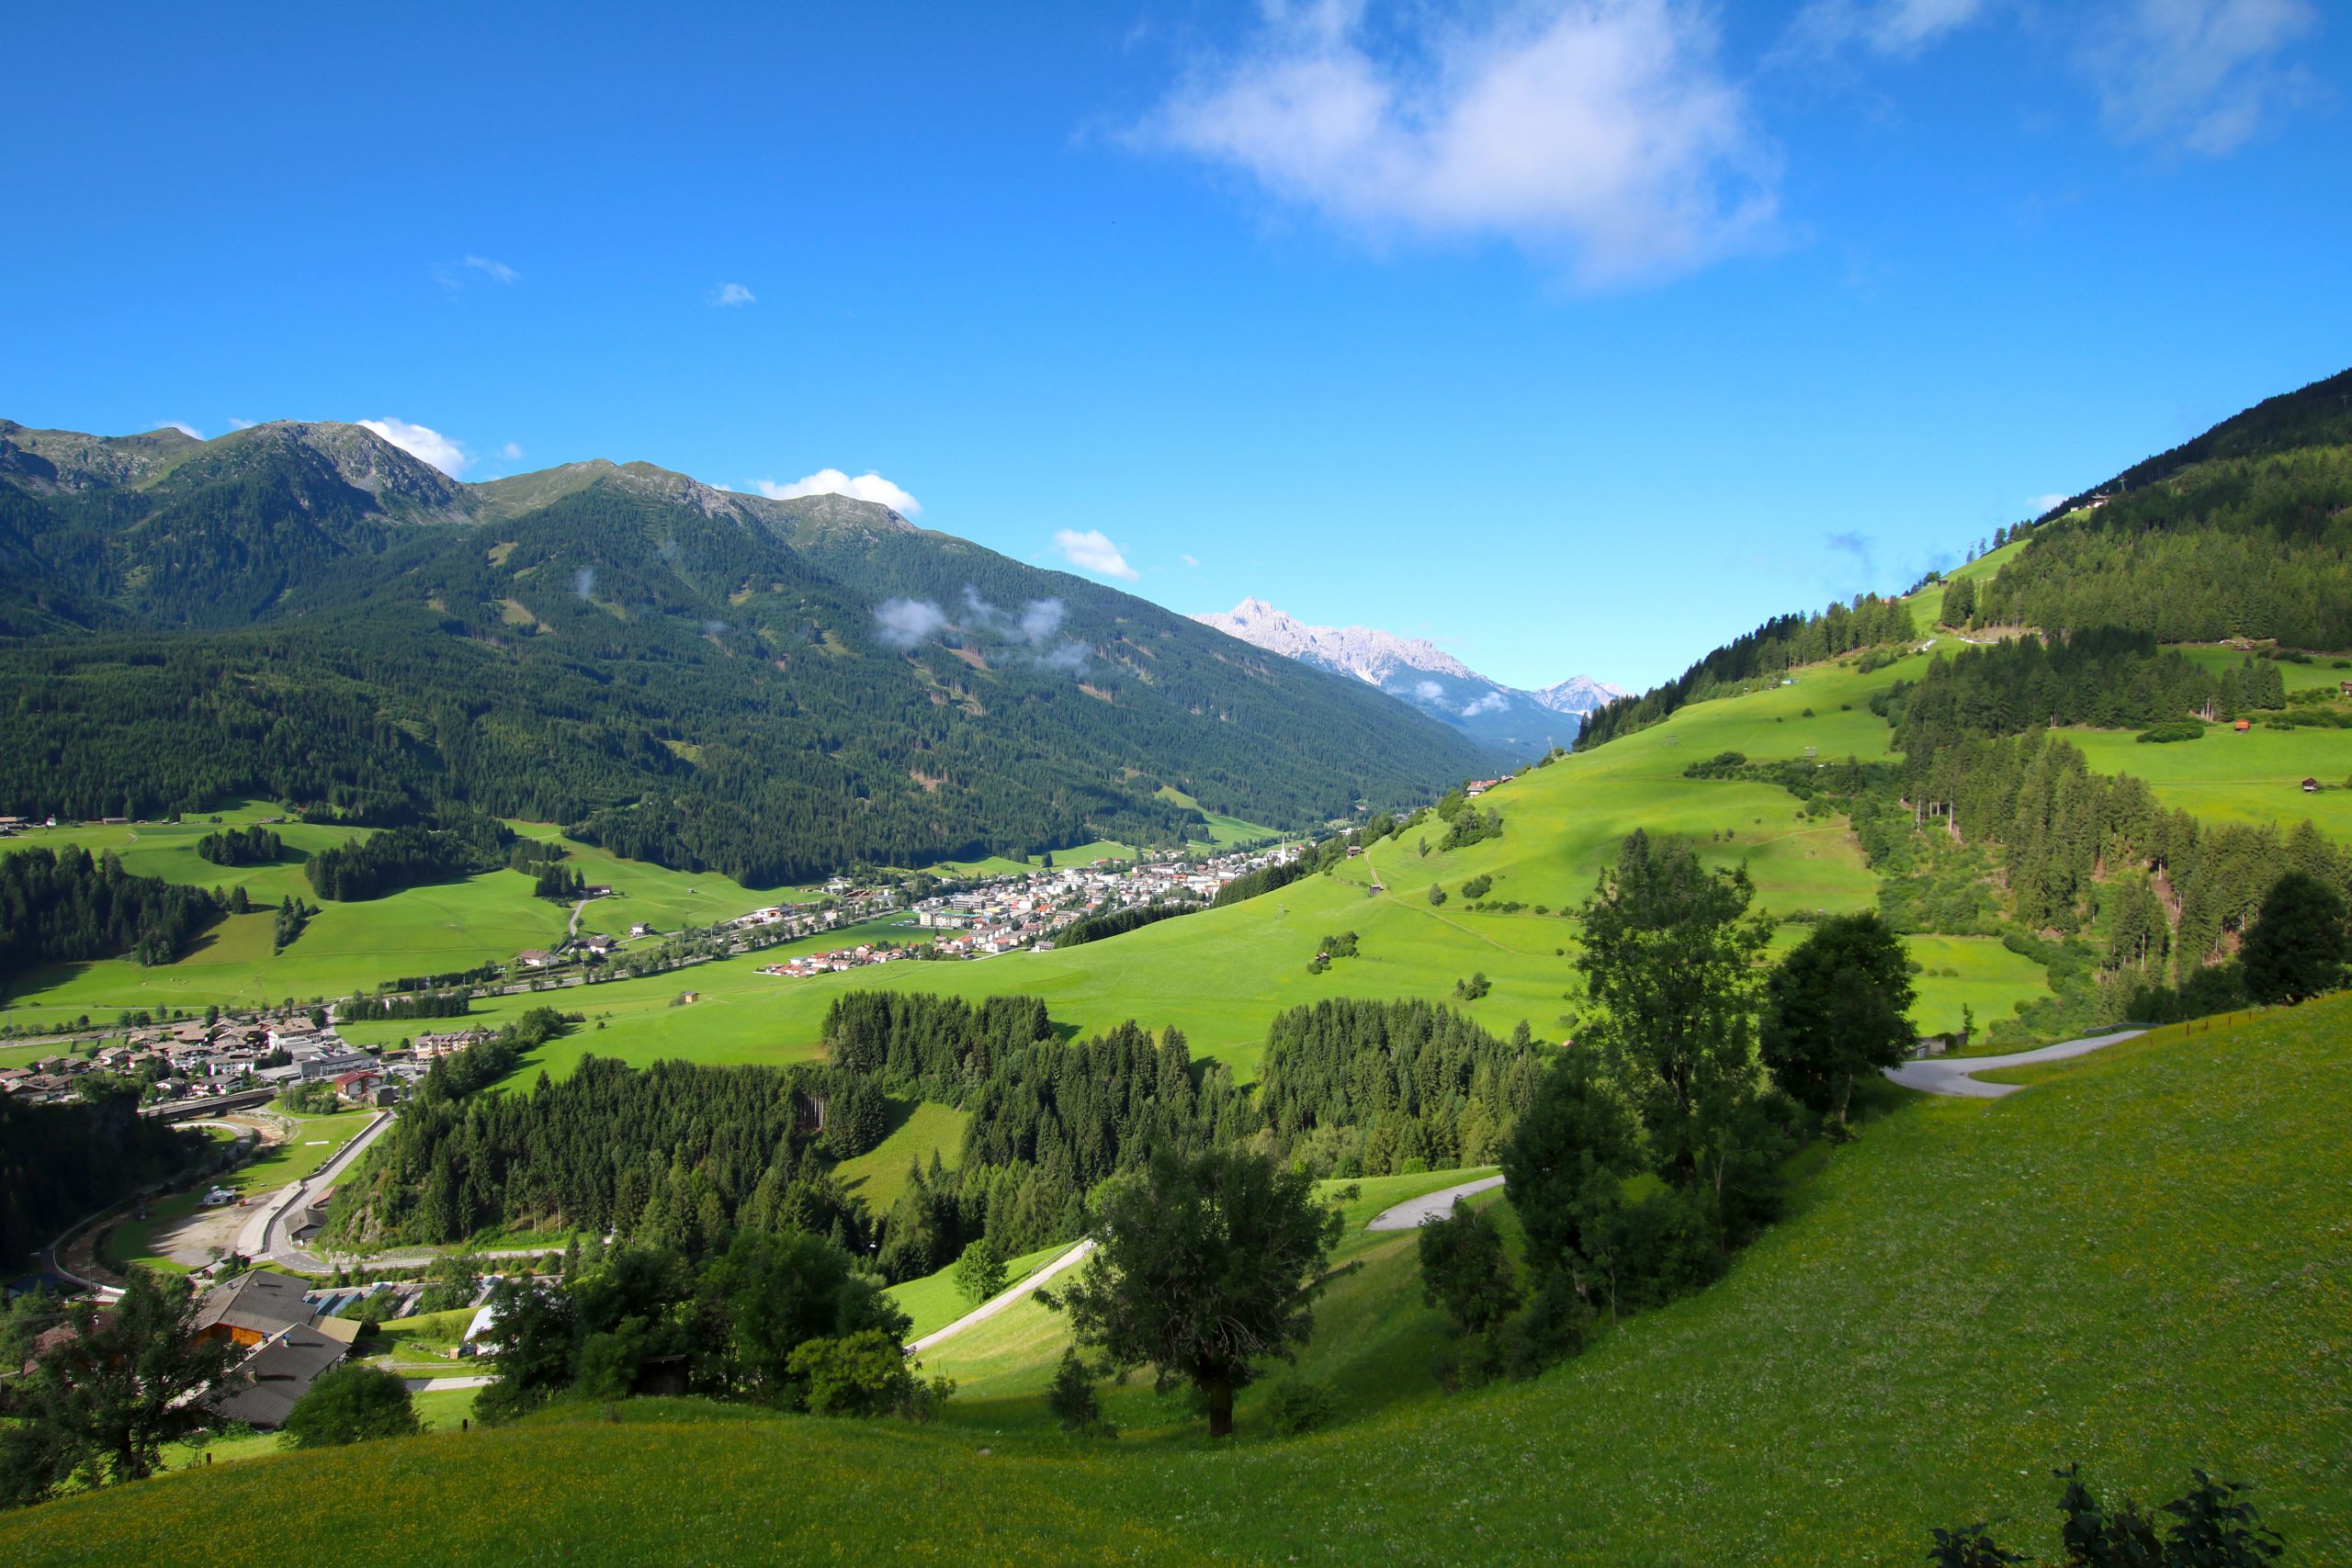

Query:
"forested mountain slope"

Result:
[[0, 421, 1491, 885], [1976, 366, 2352, 645]]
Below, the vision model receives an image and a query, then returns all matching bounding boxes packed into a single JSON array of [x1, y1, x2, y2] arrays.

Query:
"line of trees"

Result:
[[474, 1230, 944, 1427], [1883, 630, 2285, 739], [194, 824, 281, 865], [1579, 592, 1918, 749], [0, 844, 225, 977], [1051, 901, 1198, 948], [304, 815, 512, 901], [0, 1085, 203, 1265], [1255, 998, 1546, 1175]]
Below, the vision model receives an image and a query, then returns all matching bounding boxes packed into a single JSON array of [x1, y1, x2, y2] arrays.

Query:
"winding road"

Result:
[[1883, 1029, 2146, 1100], [1364, 1175, 1507, 1231], [907, 1240, 1094, 1354]]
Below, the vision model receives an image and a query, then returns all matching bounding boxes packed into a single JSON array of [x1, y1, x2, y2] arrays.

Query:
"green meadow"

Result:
[[2066, 722, 2352, 838], [831, 1099, 969, 1214], [14, 998, 2344, 1564]]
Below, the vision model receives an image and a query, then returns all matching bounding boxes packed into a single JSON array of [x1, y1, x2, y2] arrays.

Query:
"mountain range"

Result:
[[1193, 598, 1623, 759], [0, 420, 1496, 886]]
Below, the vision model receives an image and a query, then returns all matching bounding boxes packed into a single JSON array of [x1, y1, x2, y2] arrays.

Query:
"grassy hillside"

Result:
[[9, 997, 2343, 1564]]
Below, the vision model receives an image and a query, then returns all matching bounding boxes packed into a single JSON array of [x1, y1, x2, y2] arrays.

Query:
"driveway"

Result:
[[1883, 1029, 2146, 1100]]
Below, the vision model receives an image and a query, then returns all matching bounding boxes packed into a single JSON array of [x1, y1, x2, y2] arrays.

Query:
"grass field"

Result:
[[919, 1167, 1499, 1437], [2066, 722, 2352, 839], [15, 999, 2343, 1563], [887, 1241, 1074, 1342], [316, 638, 2055, 1083], [831, 1100, 969, 1214]]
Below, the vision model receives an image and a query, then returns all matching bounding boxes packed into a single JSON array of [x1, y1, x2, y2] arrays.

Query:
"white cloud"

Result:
[[154, 420, 203, 439], [707, 282, 756, 307], [2082, 0, 2320, 154], [1412, 679, 1446, 702], [498, 441, 525, 461], [874, 598, 950, 650], [1146, 0, 1779, 286], [1179, 552, 1201, 568], [226, 416, 258, 430], [1019, 598, 1068, 643], [1784, 0, 1991, 58], [1053, 528, 1140, 581], [465, 255, 519, 284], [2027, 491, 2070, 515], [753, 468, 922, 516], [1460, 690, 1510, 717], [358, 417, 470, 476]]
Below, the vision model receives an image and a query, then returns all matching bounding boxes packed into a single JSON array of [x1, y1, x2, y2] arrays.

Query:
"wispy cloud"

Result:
[[874, 598, 952, 650], [1053, 528, 1139, 581], [2027, 491, 2070, 515], [1142, 0, 1779, 287], [1782, 0, 2320, 154], [707, 282, 756, 307], [154, 420, 203, 439], [1179, 552, 1201, 568], [1783, 0, 1991, 58], [498, 441, 524, 461], [226, 416, 258, 430], [358, 416, 470, 476], [2083, 0, 2321, 154], [754, 468, 922, 516], [435, 254, 521, 292]]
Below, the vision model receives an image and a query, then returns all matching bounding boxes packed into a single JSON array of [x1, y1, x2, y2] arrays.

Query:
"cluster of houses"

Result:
[[194, 1268, 365, 1429], [753, 844, 1302, 978], [0, 1015, 495, 1109]]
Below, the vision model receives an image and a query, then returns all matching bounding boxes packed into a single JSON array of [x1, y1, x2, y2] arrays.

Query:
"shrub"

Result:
[[281, 1364, 422, 1449], [2137, 720, 2208, 744], [1460, 874, 1493, 900], [1264, 1377, 1337, 1436], [1044, 1348, 1115, 1437]]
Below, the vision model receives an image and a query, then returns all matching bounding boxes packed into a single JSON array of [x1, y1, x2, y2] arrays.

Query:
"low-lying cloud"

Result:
[[755, 468, 922, 516], [874, 597, 953, 650], [873, 588, 1089, 672]]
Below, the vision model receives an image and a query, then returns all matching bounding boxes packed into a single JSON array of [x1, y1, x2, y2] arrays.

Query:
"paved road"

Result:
[[403, 1375, 495, 1393], [240, 1109, 396, 1264], [908, 1240, 1095, 1354], [1883, 1029, 2146, 1100], [1364, 1175, 1507, 1232]]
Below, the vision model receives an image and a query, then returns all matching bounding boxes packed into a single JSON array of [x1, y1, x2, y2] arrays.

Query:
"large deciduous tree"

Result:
[[1575, 830, 1773, 1190], [4, 1272, 238, 1494], [1042, 1146, 1342, 1438], [1759, 912, 1918, 1127], [1417, 1196, 1522, 1337]]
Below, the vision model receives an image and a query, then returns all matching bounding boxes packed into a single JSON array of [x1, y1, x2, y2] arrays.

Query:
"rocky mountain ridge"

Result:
[[1193, 597, 1622, 758]]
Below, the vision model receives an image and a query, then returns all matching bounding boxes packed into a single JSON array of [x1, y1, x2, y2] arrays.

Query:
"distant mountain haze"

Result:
[[1193, 597, 1623, 760]]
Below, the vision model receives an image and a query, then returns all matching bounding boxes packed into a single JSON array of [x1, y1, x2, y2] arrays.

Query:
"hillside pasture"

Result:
[[11, 1002, 2345, 1562]]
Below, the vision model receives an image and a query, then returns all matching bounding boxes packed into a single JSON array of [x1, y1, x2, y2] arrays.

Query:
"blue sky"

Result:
[[4, 2, 2346, 690]]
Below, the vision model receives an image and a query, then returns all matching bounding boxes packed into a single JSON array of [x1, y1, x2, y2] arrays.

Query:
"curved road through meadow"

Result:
[[1883, 1029, 2146, 1100]]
